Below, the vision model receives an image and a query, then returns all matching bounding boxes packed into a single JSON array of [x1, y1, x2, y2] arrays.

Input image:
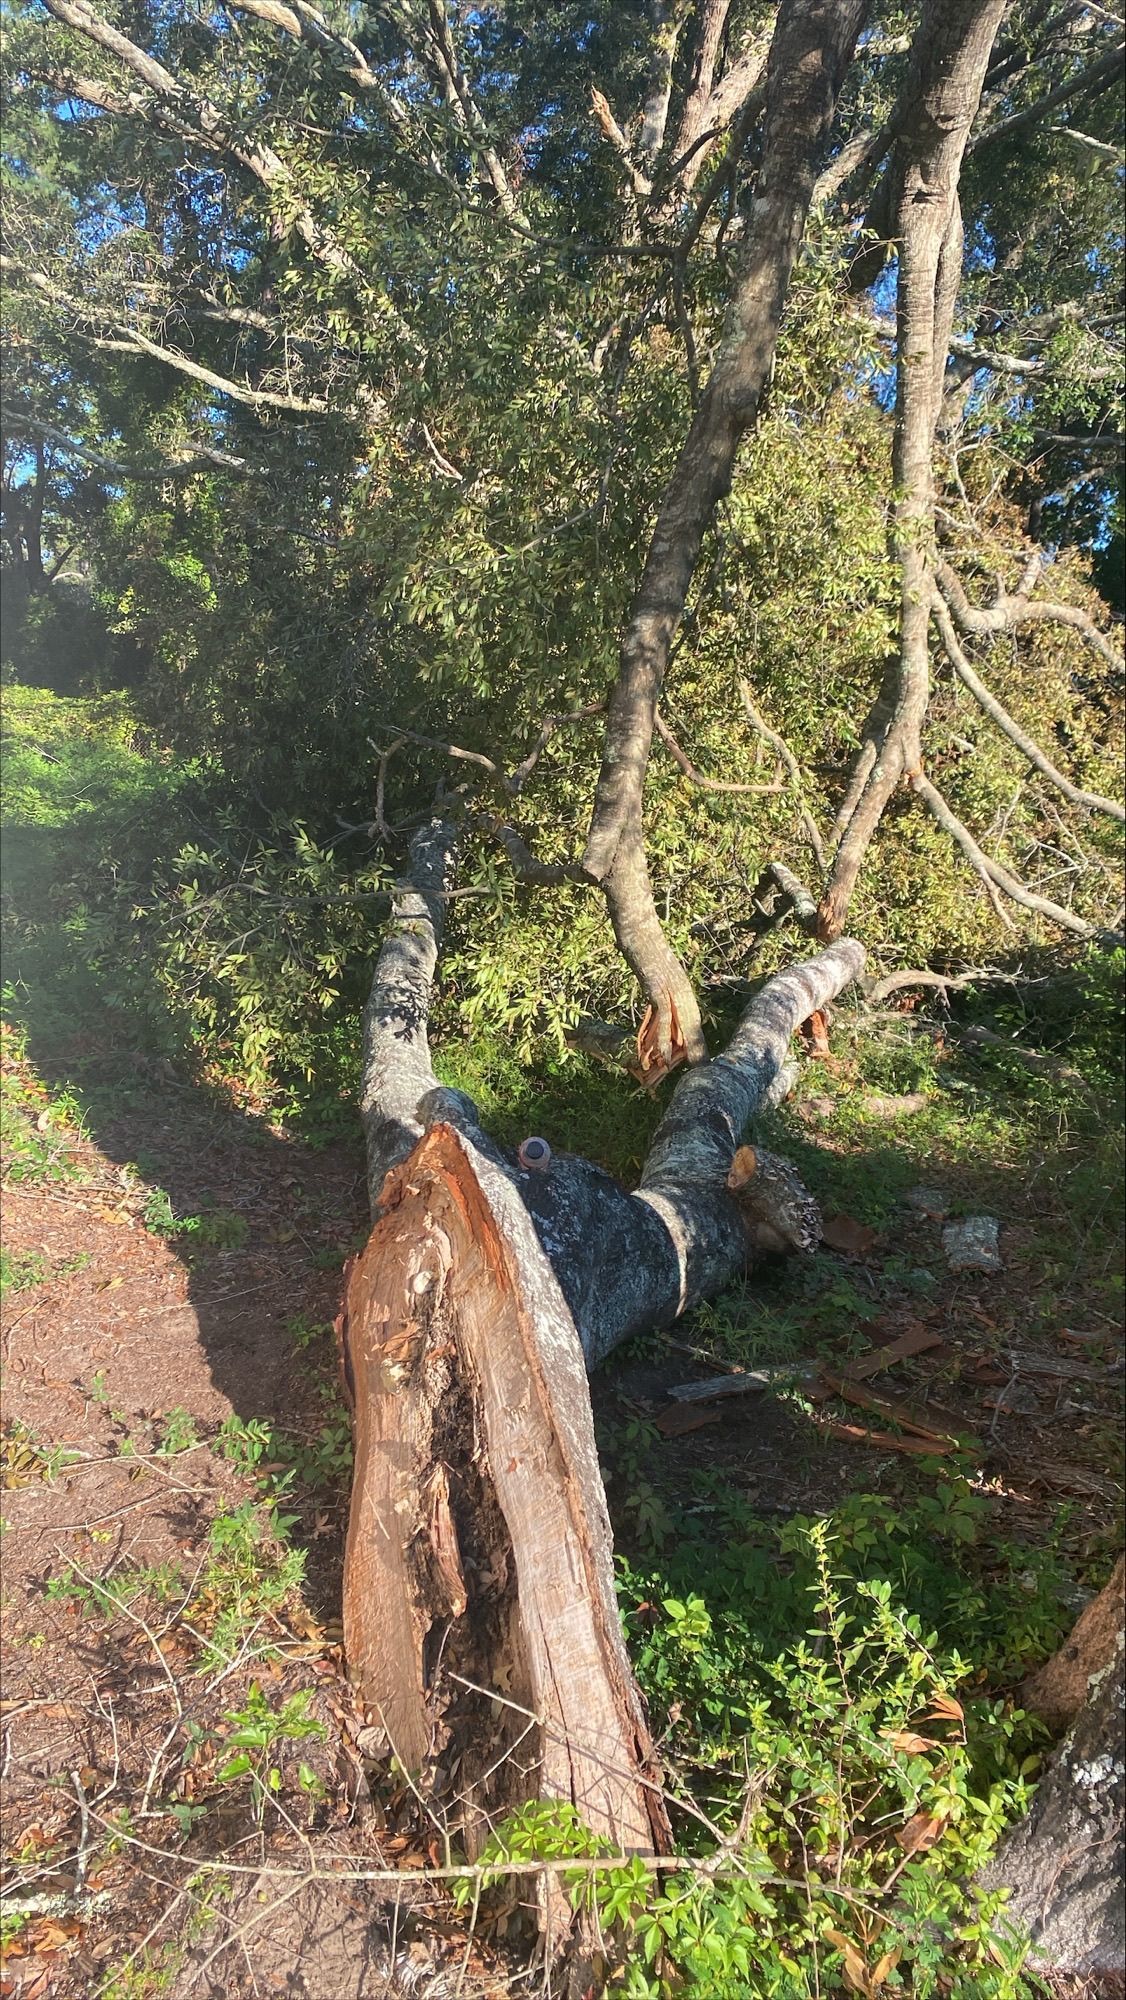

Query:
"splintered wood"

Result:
[[338, 1122, 671, 1866]]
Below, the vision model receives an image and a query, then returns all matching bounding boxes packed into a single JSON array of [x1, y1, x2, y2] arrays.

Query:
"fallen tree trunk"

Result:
[[340, 821, 864, 1897]]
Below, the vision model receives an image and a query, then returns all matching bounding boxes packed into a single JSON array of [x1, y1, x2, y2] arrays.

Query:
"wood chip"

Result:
[[653, 1404, 722, 1437], [1007, 1351, 1123, 1383], [818, 1370, 975, 1448], [818, 1418, 957, 1457], [845, 1328, 944, 1379], [1035, 1463, 1122, 1500], [821, 1214, 879, 1258]]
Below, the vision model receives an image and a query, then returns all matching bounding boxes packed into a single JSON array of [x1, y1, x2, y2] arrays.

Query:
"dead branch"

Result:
[[912, 773, 1097, 938], [932, 594, 1125, 822]]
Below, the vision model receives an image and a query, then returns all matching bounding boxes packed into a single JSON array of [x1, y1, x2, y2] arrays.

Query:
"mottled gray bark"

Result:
[[360, 824, 865, 1367], [343, 823, 864, 1905], [358, 819, 472, 1208], [979, 1629, 1125, 1991]]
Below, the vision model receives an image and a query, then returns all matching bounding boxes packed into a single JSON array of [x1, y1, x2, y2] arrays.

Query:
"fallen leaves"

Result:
[[0, 1912, 85, 1966], [926, 1691, 965, 1724], [885, 1728, 940, 1755], [895, 1810, 947, 1856], [823, 1928, 902, 1996]]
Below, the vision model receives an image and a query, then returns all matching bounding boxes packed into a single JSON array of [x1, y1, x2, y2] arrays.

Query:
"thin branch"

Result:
[[932, 593, 1125, 822], [3, 260, 329, 413], [968, 39, 1124, 150], [864, 964, 1040, 1004], [739, 683, 828, 867], [509, 702, 605, 794], [483, 820, 591, 887], [934, 555, 1122, 672], [9, 412, 250, 478], [228, 0, 448, 176], [1049, 123, 1123, 160], [948, 335, 1119, 380], [422, 0, 527, 225], [654, 710, 784, 794], [366, 725, 507, 791], [912, 773, 1097, 937]]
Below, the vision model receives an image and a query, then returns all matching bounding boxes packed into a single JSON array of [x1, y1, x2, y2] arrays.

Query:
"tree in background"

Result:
[[2, 0, 1121, 1086]]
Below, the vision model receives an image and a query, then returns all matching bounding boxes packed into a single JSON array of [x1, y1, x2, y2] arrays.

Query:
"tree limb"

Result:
[[2, 261, 331, 413], [9, 412, 250, 478], [968, 38, 1124, 150], [932, 592, 1125, 821], [422, 0, 528, 226], [584, 0, 867, 1071], [820, 0, 1009, 940], [358, 819, 470, 1203], [934, 556, 1123, 672], [912, 774, 1097, 937]]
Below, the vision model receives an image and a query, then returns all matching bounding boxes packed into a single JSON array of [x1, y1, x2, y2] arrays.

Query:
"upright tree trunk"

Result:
[[978, 1565, 1125, 1995], [584, 0, 868, 1068], [819, 0, 1007, 936], [341, 823, 864, 1921]]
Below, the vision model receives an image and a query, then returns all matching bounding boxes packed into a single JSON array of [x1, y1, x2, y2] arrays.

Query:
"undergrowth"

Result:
[[2, 684, 1123, 1999]]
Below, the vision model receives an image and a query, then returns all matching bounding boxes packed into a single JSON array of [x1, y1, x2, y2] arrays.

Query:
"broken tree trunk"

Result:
[[978, 1561, 1125, 1995], [341, 821, 864, 1885]]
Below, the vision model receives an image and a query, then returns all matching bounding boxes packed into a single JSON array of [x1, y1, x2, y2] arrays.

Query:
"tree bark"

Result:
[[818, 0, 1008, 939], [583, 0, 868, 1068], [978, 1582, 1125, 1996], [342, 823, 864, 1904]]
